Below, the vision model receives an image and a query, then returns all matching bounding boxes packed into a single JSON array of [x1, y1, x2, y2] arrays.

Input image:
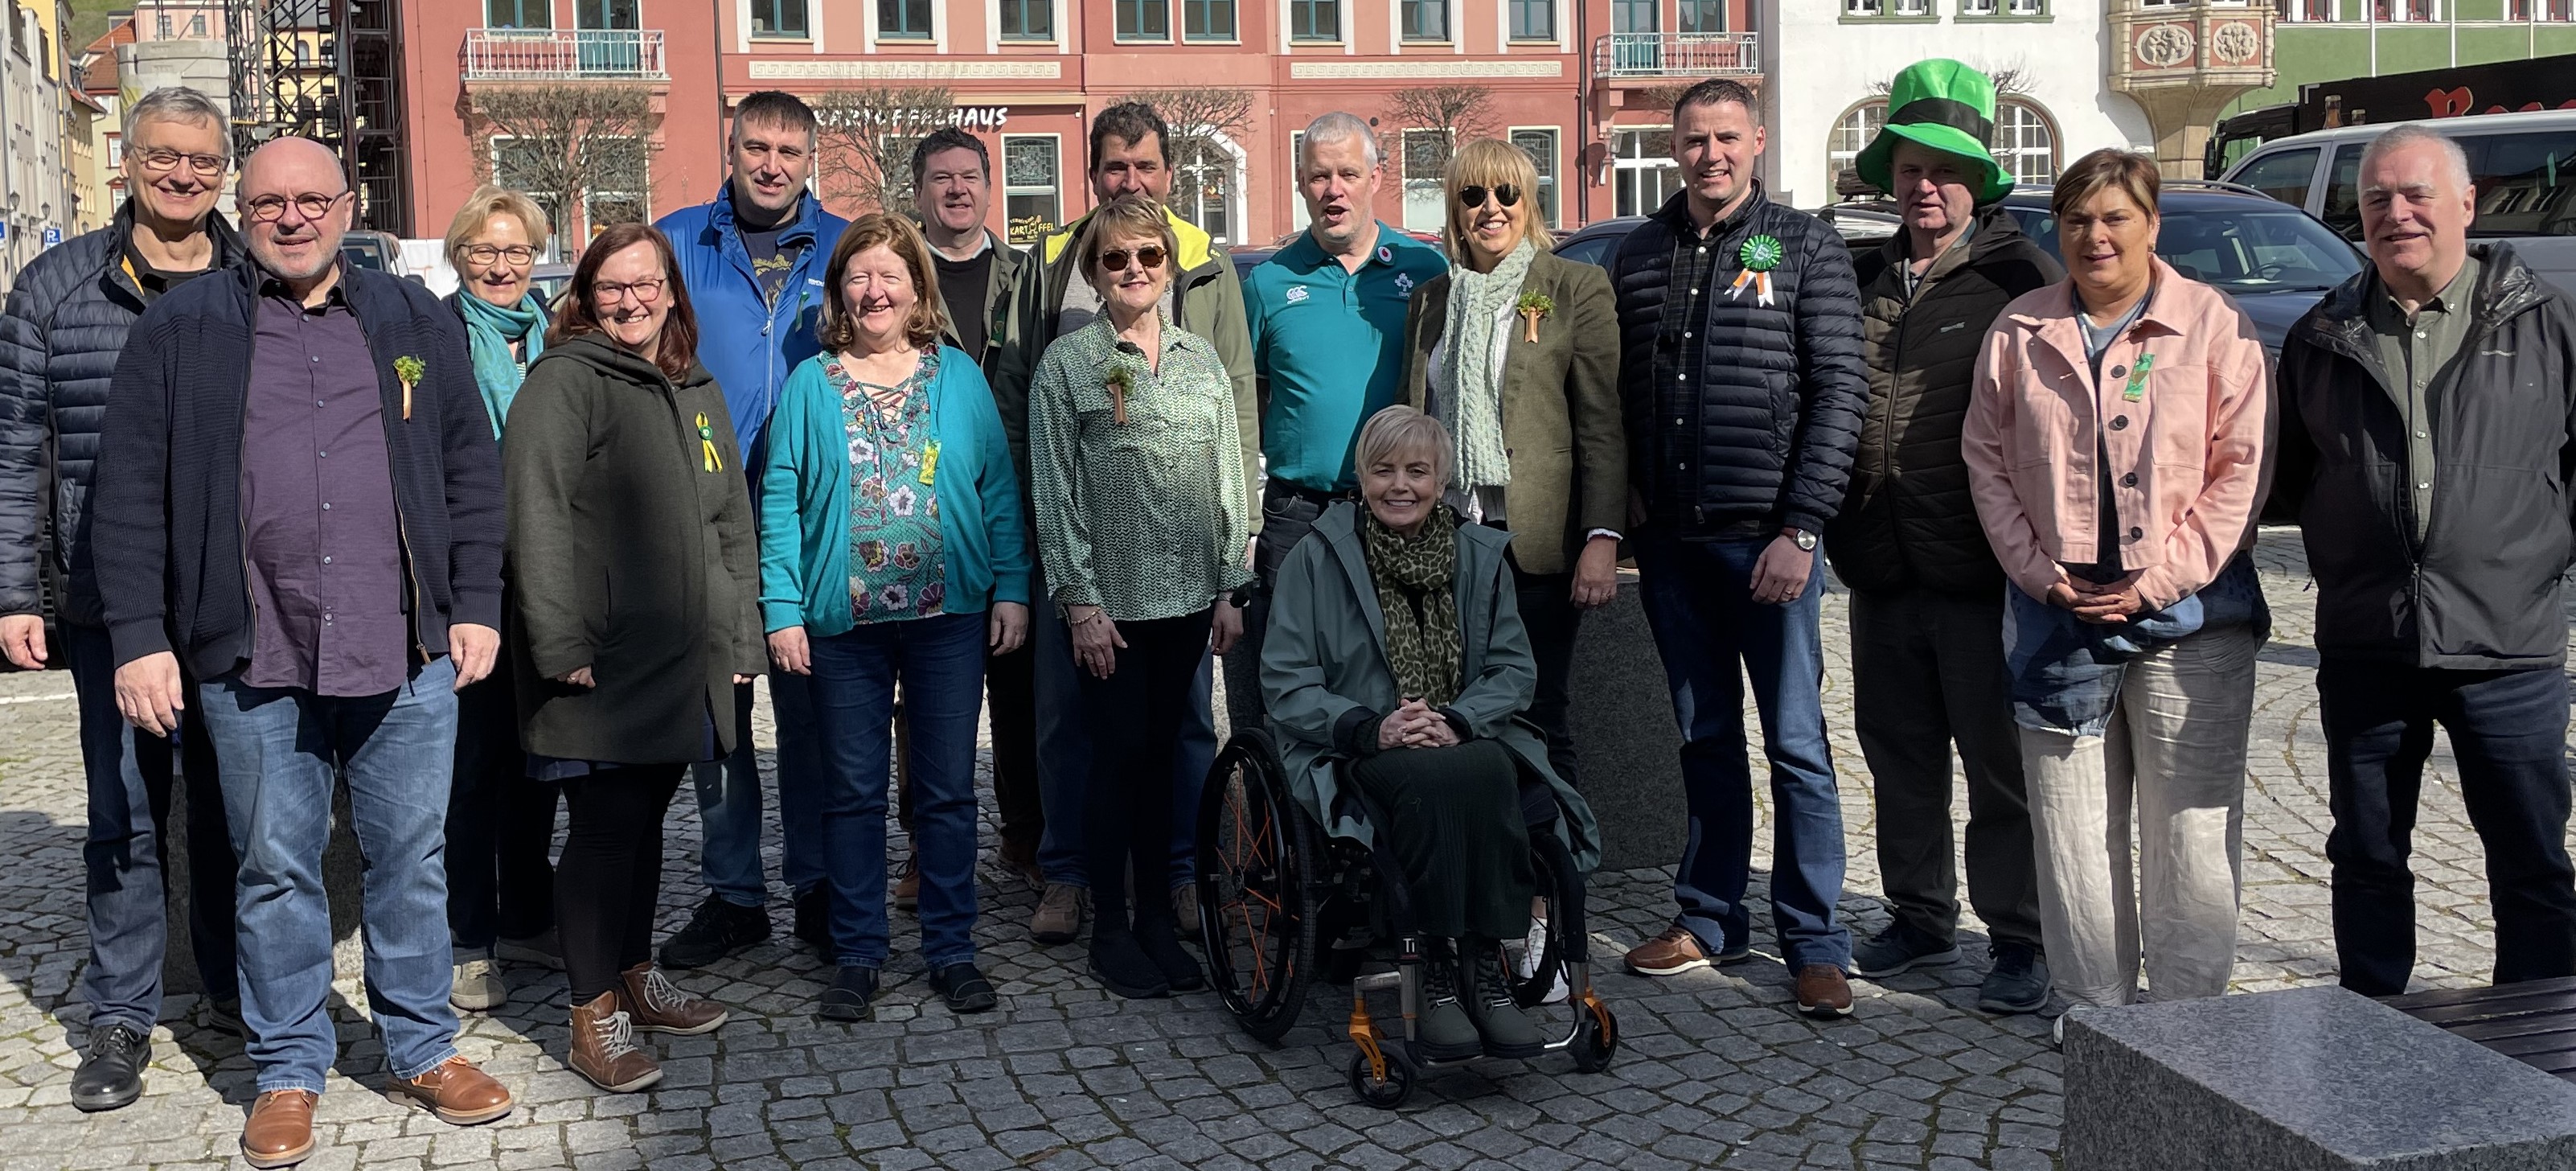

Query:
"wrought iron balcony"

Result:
[[1590, 32, 1760, 79], [461, 28, 667, 82]]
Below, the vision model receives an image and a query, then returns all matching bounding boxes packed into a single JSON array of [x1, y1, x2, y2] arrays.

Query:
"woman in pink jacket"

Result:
[[1963, 149, 2272, 1032]]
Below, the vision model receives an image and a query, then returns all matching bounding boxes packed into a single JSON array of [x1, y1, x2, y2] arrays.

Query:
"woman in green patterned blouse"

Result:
[[1028, 195, 1253, 999]]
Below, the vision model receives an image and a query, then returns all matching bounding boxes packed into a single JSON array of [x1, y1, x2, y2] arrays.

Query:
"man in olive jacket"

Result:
[[1827, 60, 2063, 1016]]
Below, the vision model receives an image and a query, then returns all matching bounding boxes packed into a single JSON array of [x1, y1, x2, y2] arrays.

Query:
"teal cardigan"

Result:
[[758, 347, 1032, 635]]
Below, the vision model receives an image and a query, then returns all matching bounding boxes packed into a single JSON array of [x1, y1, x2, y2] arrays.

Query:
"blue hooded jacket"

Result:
[[654, 188, 851, 468]]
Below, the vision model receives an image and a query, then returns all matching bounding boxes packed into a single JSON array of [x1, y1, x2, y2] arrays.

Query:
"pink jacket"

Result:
[[1963, 258, 2273, 611]]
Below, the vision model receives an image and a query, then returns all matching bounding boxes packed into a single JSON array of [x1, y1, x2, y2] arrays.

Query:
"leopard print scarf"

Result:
[[1361, 506, 1463, 708]]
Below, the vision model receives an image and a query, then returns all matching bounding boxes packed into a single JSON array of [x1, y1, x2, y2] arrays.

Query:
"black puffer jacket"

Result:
[[1829, 208, 2063, 596], [2274, 242, 2576, 670], [1611, 184, 1865, 537], [0, 203, 243, 626]]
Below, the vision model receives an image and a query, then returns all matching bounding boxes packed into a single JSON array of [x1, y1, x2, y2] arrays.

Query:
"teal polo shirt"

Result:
[[1243, 224, 1451, 492]]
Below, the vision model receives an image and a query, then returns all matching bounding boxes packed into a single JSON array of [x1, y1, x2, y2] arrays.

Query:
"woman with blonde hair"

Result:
[[760, 213, 1030, 1020]]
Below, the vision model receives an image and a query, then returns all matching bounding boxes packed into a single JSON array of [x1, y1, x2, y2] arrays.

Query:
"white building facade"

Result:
[[0, 2, 68, 289], [1761, 0, 2156, 207]]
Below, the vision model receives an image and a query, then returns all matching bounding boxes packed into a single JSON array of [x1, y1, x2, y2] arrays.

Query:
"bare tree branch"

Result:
[[1868, 60, 2031, 97], [1123, 87, 1257, 230], [1383, 84, 1498, 183], [470, 84, 660, 248], [809, 85, 958, 214]]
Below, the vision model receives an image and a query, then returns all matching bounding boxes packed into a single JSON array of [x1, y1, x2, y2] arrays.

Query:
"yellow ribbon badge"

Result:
[[695, 413, 724, 472]]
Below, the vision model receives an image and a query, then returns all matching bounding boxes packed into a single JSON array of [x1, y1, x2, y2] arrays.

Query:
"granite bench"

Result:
[[2388, 976, 2576, 1085]]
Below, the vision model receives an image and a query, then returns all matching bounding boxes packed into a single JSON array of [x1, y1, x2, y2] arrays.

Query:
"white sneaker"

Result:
[[451, 957, 508, 1013], [1511, 917, 1570, 1005]]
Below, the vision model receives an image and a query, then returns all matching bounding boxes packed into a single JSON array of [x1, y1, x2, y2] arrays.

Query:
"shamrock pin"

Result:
[[1728, 235, 1786, 307], [1516, 290, 1557, 343], [393, 355, 425, 421]]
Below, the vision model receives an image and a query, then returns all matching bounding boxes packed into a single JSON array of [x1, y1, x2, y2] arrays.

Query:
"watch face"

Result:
[[1795, 531, 1819, 551]]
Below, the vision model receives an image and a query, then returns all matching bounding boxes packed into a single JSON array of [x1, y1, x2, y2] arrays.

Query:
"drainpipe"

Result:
[[1574, 0, 1588, 227]]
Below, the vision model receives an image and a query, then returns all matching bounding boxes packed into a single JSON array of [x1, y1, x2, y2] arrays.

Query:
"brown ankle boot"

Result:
[[619, 962, 728, 1036], [567, 990, 661, 1093]]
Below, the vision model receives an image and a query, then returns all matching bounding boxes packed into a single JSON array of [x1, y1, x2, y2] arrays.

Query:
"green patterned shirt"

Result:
[[1028, 314, 1253, 621]]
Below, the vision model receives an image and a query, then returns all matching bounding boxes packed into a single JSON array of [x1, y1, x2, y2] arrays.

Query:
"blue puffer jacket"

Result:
[[0, 202, 244, 626], [654, 190, 851, 468]]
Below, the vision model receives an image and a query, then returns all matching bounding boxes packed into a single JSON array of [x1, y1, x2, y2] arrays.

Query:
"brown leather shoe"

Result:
[[240, 1089, 318, 1169], [893, 853, 921, 910], [1624, 924, 1712, 976], [1796, 964, 1856, 1018], [619, 963, 728, 1036], [392, 1055, 513, 1125], [568, 990, 662, 1094]]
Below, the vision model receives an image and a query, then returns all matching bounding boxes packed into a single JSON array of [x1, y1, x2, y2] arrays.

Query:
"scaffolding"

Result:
[[221, 0, 409, 234]]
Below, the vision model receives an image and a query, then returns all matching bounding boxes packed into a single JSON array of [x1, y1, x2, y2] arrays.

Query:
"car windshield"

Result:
[[2003, 203, 2362, 294]]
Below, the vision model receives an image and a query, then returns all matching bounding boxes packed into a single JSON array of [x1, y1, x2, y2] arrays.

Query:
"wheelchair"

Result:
[[1191, 727, 1619, 1109]]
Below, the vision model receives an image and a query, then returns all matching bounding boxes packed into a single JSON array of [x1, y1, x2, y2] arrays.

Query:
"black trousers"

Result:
[[446, 668, 561, 950], [1224, 485, 1335, 732], [1507, 557, 1586, 791], [1082, 610, 1214, 936], [976, 640, 1046, 857], [2320, 659, 2576, 996], [556, 766, 685, 1003]]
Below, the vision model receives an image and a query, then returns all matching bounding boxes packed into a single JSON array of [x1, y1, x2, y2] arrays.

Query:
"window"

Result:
[[1613, 128, 1677, 217], [578, 0, 638, 29], [752, 0, 808, 37], [1173, 138, 1237, 244], [1290, 131, 1312, 229], [2320, 142, 2365, 237], [2510, 0, 2574, 16], [1003, 135, 1060, 245], [2230, 146, 2322, 207], [1401, 0, 1450, 41], [188, 13, 207, 36], [1184, 0, 1235, 39], [880, 0, 933, 38], [2373, 0, 2436, 18], [1827, 101, 1887, 195], [1963, 0, 2041, 12], [1510, 0, 1554, 39], [1994, 101, 2057, 187], [488, 0, 551, 26], [1895, 0, 1931, 13], [1677, 1, 1725, 31], [2278, 0, 2336, 17], [1612, 0, 1658, 31], [1290, 0, 1339, 40], [1512, 129, 1560, 228], [1402, 129, 1449, 230], [1117, 0, 1171, 39], [154, 12, 170, 37], [1000, 0, 1053, 38], [585, 138, 650, 238]]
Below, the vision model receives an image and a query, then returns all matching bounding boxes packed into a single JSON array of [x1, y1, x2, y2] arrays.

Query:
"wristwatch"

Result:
[[1782, 527, 1819, 552]]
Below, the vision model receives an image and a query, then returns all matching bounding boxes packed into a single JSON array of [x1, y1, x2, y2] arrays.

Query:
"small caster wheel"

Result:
[[1571, 1005, 1618, 1073], [1347, 1047, 1414, 1109]]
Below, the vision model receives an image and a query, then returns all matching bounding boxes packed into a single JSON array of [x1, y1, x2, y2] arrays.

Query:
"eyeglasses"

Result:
[[594, 277, 666, 306], [133, 146, 227, 177], [462, 244, 540, 265], [1458, 184, 1521, 209], [1095, 245, 1167, 273], [243, 191, 348, 222]]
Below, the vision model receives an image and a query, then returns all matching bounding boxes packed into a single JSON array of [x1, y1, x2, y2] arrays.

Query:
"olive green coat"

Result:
[[1399, 249, 1626, 574], [503, 335, 767, 764], [1259, 503, 1600, 872]]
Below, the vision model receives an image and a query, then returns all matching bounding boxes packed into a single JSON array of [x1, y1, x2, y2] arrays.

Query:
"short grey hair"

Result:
[[1300, 111, 1380, 173], [2359, 124, 2471, 194], [123, 87, 231, 159], [1353, 405, 1451, 484]]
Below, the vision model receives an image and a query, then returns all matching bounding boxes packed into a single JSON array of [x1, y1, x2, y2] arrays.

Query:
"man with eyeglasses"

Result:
[[92, 135, 512, 1166], [651, 89, 850, 968], [0, 86, 248, 1114]]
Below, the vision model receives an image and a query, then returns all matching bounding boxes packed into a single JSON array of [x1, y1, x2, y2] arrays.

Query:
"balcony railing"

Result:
[[461, 28, 667, 82], [1591, 32, 1760, 79]]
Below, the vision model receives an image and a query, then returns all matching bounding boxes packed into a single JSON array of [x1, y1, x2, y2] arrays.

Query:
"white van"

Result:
[[2218, 108, 2576, 293]]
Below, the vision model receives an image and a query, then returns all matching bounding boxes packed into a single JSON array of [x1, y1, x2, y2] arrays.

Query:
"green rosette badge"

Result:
[[1729, 233, 1785, 307]]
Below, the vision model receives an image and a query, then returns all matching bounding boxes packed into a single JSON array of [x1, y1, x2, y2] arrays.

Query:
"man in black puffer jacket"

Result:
[[0, 87, 246, 1113], [1609, 79, 1868, 1019]]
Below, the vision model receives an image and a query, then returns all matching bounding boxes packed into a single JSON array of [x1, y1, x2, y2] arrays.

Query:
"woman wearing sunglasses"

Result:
[[1027, 195, 1252, 999]]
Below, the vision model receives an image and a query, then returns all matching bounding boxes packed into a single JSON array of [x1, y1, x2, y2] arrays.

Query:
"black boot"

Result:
[[658, 894, 772, 970], [1460, 936, 1547, 1059], [72, 1023, 149, 1111], [1415, 945, 1480, 1062], [1134, 920, 1206, 992], [1089, 930, 1171, 1000]]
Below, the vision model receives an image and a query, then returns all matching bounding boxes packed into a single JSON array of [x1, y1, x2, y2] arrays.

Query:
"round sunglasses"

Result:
[[1457, 183, 1521, 209], [1095, 245, 1167, 272]]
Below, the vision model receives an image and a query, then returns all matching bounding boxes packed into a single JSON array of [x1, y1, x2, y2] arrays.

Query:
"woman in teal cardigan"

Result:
[[758, 214, 1031, 1021]]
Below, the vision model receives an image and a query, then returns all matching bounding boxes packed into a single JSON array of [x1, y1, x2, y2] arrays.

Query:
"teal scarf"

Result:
[[458, 291, 547, 438]]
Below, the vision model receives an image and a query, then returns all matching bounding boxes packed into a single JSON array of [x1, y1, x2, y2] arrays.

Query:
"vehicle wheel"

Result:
[[1197, 729, 1319, 1045], [1347, 1046, 1414, 1110], [1571, 1003, 1619, 1074]]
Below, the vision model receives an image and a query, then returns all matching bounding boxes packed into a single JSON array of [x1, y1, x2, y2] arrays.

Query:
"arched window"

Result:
[[1995, 100, 2059, 186], [1826, 100, 1887, 195]]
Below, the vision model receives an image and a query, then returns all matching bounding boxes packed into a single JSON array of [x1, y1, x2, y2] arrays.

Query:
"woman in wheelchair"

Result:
[[1259, 405, 1600, 1062]]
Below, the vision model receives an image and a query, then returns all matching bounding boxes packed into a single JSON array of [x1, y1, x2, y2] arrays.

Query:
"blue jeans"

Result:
[[197, 658, 463, 1095], [807, 613, 987, 969], [69, 623, 239, 1033], [691, 674, 825, 907], [1633, 534, 1852, 972], [1032, 572, 1214, 890]]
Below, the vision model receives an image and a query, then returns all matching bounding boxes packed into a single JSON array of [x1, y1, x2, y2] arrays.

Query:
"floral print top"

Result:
[[835, 350, 946, 623]]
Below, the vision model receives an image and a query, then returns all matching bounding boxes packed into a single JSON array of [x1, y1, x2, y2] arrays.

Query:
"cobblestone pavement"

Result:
[[0, 531, 2561, 1170]]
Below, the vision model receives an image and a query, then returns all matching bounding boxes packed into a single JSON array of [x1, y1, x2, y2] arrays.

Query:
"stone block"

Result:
[[2065, 984, 2576, 1170], [1568, 573, 1684, 873]]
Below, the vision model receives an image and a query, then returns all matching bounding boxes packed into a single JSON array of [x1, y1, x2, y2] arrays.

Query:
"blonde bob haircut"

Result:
[[1081, 194, 1181, 286], [442, 185, 553, 272], [1442, 138, 1553, 262], [1353, 405, 1454, 487], [818, 212, 953, 354]]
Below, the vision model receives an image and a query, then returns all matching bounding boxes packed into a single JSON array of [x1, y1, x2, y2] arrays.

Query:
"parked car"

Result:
[[338, 229, 405, 276]]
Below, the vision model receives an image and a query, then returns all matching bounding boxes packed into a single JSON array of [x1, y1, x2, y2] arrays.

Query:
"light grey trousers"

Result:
[[2019, 622, 2261, 1008]]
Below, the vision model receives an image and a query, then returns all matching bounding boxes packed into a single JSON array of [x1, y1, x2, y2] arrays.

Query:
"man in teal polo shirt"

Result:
[[1228, 110, 1451, 727]]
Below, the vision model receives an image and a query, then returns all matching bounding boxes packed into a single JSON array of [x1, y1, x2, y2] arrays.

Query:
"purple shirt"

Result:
[[238, 278, 412, 696]]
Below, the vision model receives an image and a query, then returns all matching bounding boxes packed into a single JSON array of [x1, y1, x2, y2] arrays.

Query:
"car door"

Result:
[[2227, 145, 2325, 212]]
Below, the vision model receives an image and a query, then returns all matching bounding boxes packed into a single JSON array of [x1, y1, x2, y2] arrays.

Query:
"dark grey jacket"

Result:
[[2273, 242, 2576, 668], [0, 203, 244, 626]]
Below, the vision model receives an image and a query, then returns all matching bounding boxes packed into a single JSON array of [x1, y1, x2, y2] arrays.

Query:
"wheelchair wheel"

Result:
[[1347, 1047, 1415, 1109], [1571, 1001, 1620, 1074], [1196, 729, 1319, 1045], [1507, 831, 1570, 1009]]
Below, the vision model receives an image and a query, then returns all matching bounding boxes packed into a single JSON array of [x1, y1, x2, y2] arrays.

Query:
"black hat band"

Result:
[[1889, 97, 1994, 147]]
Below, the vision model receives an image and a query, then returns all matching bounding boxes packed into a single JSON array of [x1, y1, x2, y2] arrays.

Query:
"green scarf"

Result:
[[1435, 238, 1534, 490], [1362, 506, 1464, 707], [458, 290, 547, 439]]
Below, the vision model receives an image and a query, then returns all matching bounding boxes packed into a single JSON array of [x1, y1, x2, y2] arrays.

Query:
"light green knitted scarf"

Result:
[[1435, 239, 1535, 491]]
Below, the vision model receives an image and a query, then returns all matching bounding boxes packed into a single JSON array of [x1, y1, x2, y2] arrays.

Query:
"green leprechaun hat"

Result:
[[1854, 59, 2014, 206]]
